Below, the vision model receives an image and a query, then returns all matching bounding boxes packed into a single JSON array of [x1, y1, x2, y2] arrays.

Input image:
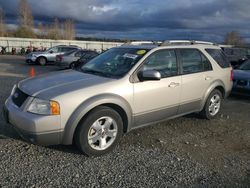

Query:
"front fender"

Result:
[[61, 93, 133, 145]]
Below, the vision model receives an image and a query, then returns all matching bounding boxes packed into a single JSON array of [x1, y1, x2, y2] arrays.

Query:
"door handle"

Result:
[[205, 76, 212, 80], [168, 82, 180, 88]]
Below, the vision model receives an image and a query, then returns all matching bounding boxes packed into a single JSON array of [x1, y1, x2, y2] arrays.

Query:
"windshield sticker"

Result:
[[136, 50, 146, 55], [123, 53, 138, 59]]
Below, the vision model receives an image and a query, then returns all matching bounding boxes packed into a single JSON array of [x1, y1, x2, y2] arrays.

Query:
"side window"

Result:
[[179, 49, 212, 74], [201, 53, 213, 71], [49, 47, 58, 53], [60, 47, 75, 52], [205, 49, 230, 68], [179, 49, 203, 74], [142, 50, 178, 78]]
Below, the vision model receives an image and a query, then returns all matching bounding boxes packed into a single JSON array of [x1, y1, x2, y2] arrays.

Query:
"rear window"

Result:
[[205, 49, 231, 68]]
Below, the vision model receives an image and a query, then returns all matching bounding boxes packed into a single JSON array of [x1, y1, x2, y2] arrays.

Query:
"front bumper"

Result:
[[26, 58, 36, 64], [3, 97, 63, 146]]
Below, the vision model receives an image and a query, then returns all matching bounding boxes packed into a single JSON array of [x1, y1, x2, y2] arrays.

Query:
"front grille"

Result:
[[12, 87, 29, 107]]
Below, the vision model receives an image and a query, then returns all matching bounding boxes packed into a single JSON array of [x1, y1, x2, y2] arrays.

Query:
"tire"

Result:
[[75, 106, 123, 156], [200, 89, 223, 119], [70, 62, 76, 69], [37, 57, 47, 66]]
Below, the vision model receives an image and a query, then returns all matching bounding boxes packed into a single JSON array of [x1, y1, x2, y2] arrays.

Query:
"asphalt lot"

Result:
[[0, 55, 250, 187]]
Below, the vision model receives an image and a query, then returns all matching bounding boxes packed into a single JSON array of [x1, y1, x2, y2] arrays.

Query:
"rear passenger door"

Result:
[[177, 48, 213, 114]]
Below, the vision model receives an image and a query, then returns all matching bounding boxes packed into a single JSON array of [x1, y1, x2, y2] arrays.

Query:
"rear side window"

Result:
[[206, 49, 230, 68], [60, 47, 77, 52], [83, 52, 98, 59], [179, 49, 212, 74]]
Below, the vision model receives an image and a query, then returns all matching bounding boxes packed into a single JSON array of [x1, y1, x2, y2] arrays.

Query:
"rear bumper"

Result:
[[3, 97, 63, 146]]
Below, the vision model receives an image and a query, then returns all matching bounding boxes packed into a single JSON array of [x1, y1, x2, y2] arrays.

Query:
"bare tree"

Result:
[[16, 0, 36, 38], [0, 7, 6, 37], [18, 0, 33, 27], [63, 19, 75, 40], [47, 18, 61, 40], [37, 22, 46, 38], [224, 31, 245, 47]]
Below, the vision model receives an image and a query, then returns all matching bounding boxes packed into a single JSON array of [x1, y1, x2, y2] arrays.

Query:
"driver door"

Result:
[[133, 49, 182, 127]]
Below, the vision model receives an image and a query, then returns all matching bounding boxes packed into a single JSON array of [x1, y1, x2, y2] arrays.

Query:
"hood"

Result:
[[233, 69, 250, 80], [18, 70, 113, 98]]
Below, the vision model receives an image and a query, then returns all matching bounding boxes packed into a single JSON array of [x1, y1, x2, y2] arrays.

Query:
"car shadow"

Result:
[[228, 94, 250, 103]]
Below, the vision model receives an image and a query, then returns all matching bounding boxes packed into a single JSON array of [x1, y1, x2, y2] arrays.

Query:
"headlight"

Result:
[[27, 98, 60, 115]]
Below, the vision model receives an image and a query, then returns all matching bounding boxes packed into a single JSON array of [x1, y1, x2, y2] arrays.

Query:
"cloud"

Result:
[[0, 0, 249, 42]]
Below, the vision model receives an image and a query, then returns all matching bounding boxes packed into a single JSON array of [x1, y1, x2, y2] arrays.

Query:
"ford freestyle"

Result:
[[3, 41, 233, 156]]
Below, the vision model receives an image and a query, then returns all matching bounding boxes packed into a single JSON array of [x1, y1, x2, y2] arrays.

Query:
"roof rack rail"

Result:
[[124, 41, 162, 46], [161, 40, 217, 46]]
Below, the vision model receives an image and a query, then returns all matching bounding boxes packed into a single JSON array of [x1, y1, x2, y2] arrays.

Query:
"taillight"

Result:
[[230, 69, 234, 81], [56, 55, 63, 62]]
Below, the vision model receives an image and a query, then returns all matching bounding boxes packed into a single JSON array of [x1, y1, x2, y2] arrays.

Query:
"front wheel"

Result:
[[75, 106, 123, 156], [200, 89, 223, 119], [37, 57, 47, 66]]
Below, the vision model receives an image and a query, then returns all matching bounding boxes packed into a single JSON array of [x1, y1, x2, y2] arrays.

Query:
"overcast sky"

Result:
[[0, 0, 249, 42]]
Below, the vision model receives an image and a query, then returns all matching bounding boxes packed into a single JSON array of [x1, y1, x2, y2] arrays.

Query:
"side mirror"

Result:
[[138, 70, 161, 81], [49, 51, 53, 54]]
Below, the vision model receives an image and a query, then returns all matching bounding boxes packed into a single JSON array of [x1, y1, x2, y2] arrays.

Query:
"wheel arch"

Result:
[[61, 94, 133, 145], [201, 80, 226, 110]]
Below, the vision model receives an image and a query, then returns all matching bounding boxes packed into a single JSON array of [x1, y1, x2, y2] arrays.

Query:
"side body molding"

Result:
[[61, 94, 133, 145]]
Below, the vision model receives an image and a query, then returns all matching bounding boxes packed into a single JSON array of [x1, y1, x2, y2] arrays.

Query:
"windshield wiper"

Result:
[[81, 68, 114, 78]]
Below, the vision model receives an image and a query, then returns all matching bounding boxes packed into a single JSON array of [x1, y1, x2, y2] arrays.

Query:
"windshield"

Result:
[[80, 48, 149, 78], [46, 47, 58, 53], [239, 60, 250, 70]]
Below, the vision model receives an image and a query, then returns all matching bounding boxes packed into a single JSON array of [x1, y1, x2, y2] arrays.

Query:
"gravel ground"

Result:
[[0, 55, 250, 187]]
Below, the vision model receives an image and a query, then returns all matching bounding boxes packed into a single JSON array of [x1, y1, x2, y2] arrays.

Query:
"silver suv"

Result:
[[26, 45, 81, 66], [3, 41, 233, 156]]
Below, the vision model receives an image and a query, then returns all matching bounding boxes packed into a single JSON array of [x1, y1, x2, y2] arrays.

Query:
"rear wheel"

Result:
[[200, 89, 222, 119], [70, 62, 76, 69], [38, 57, 47, 66], [75, 106, 123, 156]]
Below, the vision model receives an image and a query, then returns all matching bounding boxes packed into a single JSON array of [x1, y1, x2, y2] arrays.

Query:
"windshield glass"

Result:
[[46, 47, 58, 53], [80, 48, 149, 78], [239, 60, 250, 70]]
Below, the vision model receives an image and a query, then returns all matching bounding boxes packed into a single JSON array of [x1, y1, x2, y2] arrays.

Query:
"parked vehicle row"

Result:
[[25, 45, 99, 68], [221, 46, 250, 68], [4, 41, 233, 156], [25, 45, 82, 65], [232, 59, 250, 96], [55, 49, 99, 69]]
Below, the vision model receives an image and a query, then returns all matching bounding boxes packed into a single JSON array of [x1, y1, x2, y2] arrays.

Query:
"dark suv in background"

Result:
[[221, 47, 250, 68]]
